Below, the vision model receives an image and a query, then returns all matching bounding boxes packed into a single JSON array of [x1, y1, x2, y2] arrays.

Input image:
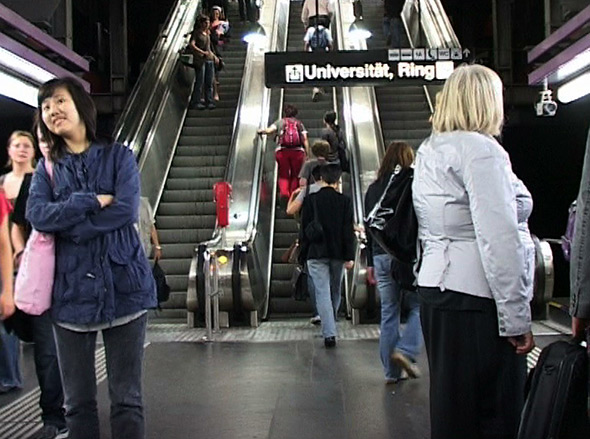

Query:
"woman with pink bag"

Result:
[[7, 125, 68, 439]]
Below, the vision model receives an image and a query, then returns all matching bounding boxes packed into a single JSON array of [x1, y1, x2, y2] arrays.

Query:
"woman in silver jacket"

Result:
[[412, 64, 535, 439]]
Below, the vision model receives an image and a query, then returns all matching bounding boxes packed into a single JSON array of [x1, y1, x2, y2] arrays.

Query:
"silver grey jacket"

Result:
[[570, 128, 590, 318], [413, 131, 532, 336]]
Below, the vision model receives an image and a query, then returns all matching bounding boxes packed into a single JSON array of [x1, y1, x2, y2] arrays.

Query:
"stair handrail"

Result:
[[187, 0, 288, 320]]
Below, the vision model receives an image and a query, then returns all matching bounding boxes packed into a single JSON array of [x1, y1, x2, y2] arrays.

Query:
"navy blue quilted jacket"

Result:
[[26, 141, 157, 325]]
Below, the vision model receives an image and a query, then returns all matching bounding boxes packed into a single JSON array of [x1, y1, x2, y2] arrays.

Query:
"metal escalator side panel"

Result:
[[191, 0, 290, 322], [332, 0, 385, 321]]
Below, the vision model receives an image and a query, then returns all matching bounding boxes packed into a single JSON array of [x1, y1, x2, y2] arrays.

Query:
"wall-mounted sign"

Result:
[[264, 49, 464, 88]]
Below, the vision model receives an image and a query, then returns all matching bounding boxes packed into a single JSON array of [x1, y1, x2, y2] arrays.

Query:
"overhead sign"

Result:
[[265, 49, 465, 87]]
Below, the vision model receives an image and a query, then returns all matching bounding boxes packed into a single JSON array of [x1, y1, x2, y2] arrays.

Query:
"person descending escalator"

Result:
[[189, 14, 220, 110]]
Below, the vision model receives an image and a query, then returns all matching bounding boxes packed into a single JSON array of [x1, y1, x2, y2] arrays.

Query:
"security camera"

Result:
[[535, 89, 557, 117]]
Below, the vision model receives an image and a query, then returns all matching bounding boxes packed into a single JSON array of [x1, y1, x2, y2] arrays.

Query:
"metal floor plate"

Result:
[[146, 319, 381, 343]]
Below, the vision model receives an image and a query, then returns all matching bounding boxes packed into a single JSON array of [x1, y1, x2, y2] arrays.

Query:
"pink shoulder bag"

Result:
[[14, 161, 55, 315]]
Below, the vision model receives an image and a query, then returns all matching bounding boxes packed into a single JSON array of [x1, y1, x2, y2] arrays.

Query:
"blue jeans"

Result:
[[53, 314, 147, 439], [306, 262, 318, 316], [0, 321, 22, 392], [31, 312, 66, 429], [374, 254, 422, 380], [383, 16, 403, 48], [191, 60, 215, 106], [307, 259, 344, 338]]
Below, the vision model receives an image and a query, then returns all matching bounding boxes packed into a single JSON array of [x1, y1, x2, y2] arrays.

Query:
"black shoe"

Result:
[[324, 337, 336, 348]]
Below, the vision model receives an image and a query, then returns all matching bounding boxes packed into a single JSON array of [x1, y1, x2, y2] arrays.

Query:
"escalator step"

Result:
[[178, 135, 232, 145], [156, 215, 216, 229], [154, 243, 197, 259], [160, 189, 216, 202], [158, 229, 215, 243], [171, 156, 228, 167], [174, 145, 230, 157], [158, 258, 192, 276], [168, 166, 225, 179], [158, 202, 216, 216]]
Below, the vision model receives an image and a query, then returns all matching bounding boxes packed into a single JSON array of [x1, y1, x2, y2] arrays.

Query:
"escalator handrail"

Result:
[[402, 0, 460, 50], [113, 0, 201, 156], [401, 0, 460, 114], [333, 0, 384, 226], [197, 0, 284, 250]]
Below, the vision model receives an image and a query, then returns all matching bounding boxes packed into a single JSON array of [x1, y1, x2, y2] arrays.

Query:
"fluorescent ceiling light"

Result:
[[553, 49, 590, 82], [243, 23, 267, 45], [348, 21, 372, 41], [0, 46, 55, 85], [557, 71, 590, 103], [0, 70, 38, 107]]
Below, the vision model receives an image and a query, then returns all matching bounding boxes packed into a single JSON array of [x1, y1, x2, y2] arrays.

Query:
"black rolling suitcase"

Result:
[[517, 340, 590, 439]]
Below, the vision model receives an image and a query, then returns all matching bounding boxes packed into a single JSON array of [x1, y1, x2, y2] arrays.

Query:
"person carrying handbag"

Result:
[[299, 164, 355, 348], [9, 123, 68, 439]]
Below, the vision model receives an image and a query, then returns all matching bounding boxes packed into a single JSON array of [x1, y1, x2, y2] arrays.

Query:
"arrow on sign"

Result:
[[463, 48, 471, 58]]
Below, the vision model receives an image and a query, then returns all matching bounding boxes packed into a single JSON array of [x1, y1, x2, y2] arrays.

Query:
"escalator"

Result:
[[364, 0, 432, 149], [268, 1, 337, 317], [156, 5, 249, 320]]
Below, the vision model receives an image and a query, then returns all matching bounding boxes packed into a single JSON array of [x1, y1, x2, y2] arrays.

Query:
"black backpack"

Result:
[[365, 166, 418, 263], [365, 167, 418, 289], [517, 340, 590, 439]]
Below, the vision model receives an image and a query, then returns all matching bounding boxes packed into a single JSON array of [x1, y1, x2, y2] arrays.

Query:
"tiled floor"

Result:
[[0, 319, 568, 439]]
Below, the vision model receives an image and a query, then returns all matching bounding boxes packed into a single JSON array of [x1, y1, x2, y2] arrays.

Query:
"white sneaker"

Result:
[[310, 315, 321, 325]]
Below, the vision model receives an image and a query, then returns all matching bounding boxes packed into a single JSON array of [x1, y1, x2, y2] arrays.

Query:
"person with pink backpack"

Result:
[[258, 104, 310, 203]]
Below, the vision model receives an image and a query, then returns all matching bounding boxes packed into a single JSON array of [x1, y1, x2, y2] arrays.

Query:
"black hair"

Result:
[[311, 164, 323, 181], [323, 110, 339, 133], [37, 77, 97, 162], [319, 163, 341, 184]]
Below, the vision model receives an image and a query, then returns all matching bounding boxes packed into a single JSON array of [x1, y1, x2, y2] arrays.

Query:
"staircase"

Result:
[[364, 0, 432, 149], [154, 5, 248, 321]]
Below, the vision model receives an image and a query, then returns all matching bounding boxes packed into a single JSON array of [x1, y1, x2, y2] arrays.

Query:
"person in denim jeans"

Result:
[[189, 14, 218, 110], [299, 164, 355, 348], [365, 141, 422, 383], [27, 77, 156, 439]]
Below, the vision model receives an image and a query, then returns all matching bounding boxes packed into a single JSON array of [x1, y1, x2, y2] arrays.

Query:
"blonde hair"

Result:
[[7, 130, 35, 149], [6, 130, 35, 168], [431, 64, 504, 136]]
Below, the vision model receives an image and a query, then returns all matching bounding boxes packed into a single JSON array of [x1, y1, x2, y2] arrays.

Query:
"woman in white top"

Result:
[[412, 64, 534, 439]]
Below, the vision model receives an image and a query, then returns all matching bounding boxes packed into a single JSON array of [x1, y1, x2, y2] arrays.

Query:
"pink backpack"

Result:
[[279, 118, 302, 147], [14, 161, 55, 315]]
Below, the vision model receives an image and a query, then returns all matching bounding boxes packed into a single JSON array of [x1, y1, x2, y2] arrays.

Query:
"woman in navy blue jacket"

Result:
[[26, 77, 156, 439]]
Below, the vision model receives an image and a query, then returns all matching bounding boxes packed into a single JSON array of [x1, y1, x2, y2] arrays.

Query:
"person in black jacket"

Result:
[[384, 0, 405, 48], [364, 141, 422, 383], [300, 164, 355, 348]]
